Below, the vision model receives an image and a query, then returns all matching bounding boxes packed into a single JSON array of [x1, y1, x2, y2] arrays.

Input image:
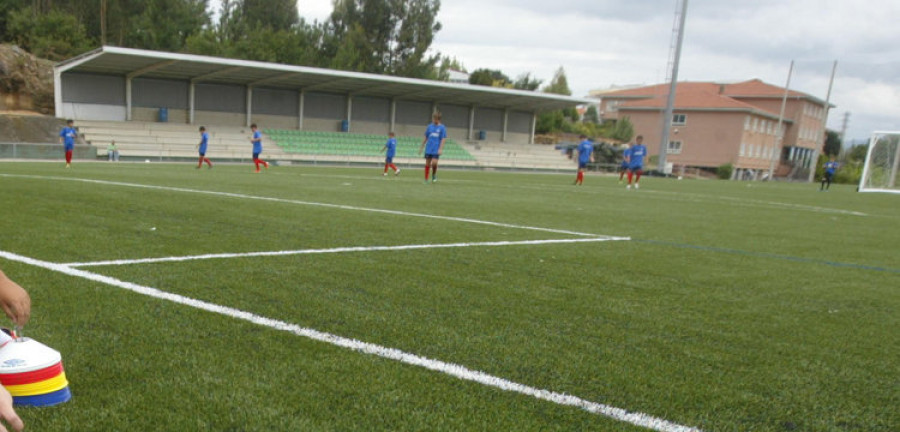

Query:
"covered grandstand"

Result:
[[53, 46, 588, 170]]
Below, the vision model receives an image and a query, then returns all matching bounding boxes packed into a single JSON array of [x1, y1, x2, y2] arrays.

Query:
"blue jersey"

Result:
[[577, 140, 593, 164], [384, 138, 397, 158], [424, 123, 447, 155], [629, 144, 647, 167], [621, 147, 631, 166], [824, 161, 839, 174], [60, 127, 77, 150], [199, 132, 209, 154], [252, 131, 262, 153]]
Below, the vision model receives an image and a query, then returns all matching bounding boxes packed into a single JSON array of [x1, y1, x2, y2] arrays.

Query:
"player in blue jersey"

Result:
[[574, 135, 594, 185], [249, 124, 269, 172], [820, 156, 839, 191], [418, 112, 447, 183], [196, 126, 213, 169], [381, 132, 400, 176], [618, 144, 631, 184], [626, 135, 647, 189], [59, 119, 77, 168]]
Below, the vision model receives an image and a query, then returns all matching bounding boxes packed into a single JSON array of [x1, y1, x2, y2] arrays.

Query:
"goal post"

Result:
[[858, 131, 900, 194]]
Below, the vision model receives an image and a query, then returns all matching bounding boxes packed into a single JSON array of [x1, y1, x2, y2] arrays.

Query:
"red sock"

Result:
[[384, 164, 389, 173], [627, 171, 633, 183], [198, 156, 204, 167], [424, 165, 430, 180], [263, 160, 269, 168], [65, 150, 73, 163], [205, 158, 212, 167], [635, 170, 643, 182], [254, 160, 260, 170], [577, 171, 584, 183], [389, 164, 398, 172]]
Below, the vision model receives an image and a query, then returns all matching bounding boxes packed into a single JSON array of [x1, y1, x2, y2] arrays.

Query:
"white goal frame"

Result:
[[858, 131, 900, 194]]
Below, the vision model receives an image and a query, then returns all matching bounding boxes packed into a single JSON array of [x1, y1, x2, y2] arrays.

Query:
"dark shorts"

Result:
[[629, 164, 643, 172], [424, 154, 440, 160], [385, 156, 394, 163], [578, 162, 589, 169], [199, 152, 206, 157], [620, 163, 629, 170], [253, 152, 261, 160]]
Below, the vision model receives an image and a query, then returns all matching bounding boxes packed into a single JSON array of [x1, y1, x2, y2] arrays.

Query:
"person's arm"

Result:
[[419, 137, 426, 154], [0, 271, 30, 327], [0, 386, 23, 432]]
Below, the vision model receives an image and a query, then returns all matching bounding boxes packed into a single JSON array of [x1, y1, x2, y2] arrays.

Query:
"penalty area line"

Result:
[[0, 249, 699, 432], [63, 237, 631, 268]]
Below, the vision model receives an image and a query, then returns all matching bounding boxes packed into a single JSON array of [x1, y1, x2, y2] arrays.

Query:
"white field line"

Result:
[[0, 249, 699, 432], [64, 237, 630, 268], [0, 174, 602, 237]]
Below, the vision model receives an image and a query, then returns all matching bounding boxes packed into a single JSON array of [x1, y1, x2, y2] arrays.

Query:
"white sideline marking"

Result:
[[64, 237, 630, 268], [0, 174, 601, 237], [0, 249, 699, 432]]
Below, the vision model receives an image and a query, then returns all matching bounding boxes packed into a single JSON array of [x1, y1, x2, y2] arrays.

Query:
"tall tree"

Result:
[[6, 7, 93, 60], [512, 73, 541, 91], [468, 68, 510, 87], [823, 129, 841, 156], [325, 0, 442, 78], [543, 66, 572, 96]]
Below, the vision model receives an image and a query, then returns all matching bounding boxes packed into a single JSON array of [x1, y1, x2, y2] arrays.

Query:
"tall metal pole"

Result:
[[807, 61, 837, 182], [768, 60, 793, 179], [659, 0, 689, 174]]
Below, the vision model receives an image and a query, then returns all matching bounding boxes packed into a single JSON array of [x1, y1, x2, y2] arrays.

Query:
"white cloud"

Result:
[[203, 0, 899, 140]]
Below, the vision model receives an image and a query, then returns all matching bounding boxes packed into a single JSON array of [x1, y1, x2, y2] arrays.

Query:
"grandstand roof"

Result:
[[56, 46, 590, 112]]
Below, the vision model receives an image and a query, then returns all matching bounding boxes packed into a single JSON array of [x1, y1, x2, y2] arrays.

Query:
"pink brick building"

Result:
[[593, 80, 830, 179]]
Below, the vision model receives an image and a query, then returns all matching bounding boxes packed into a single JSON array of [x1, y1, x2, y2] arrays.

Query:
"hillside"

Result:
[[0, 44, 54, 114]]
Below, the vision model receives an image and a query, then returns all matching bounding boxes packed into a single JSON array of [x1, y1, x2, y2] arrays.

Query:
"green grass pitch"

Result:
[[0, 161, 897, 431]]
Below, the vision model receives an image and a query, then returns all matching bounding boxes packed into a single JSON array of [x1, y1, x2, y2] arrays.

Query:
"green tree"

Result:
[[6, 7, 93, 60], [542, 66, 572, 96], [512, 73, 541, 91], [583, 105, 600, 124], [823, 129, 841, 156], [468, 68, 510, 87], [0, 0, 28, 41], [126, 0, 210, 52], [847, 143, 868, 162], [324, 0, 442, 78], [238, 0, 298, 31], [610, 116, 634, 142]]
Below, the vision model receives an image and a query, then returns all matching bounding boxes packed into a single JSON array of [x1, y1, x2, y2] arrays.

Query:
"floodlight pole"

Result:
[[659, 0, 688, 174], [807, 60, 837, 183], [768, 60, 793, 179]]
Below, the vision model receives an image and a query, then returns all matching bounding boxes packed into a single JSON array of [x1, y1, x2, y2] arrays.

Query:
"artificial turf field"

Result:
[[0, 161, 897, 431]]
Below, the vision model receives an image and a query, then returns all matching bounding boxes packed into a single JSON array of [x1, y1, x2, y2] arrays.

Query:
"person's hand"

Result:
[[0, 386, 23, 432], [0, 272, 30, 327]]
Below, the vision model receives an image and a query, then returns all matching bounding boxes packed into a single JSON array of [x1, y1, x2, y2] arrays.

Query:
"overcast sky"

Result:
[[227, 0, 900, 143]]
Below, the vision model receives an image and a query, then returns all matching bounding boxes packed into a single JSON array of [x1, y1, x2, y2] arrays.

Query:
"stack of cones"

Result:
[[0, 337, 71, 406]]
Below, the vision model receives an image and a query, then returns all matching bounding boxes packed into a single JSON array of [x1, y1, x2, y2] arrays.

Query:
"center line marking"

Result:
[[0, 249, 700, 432]]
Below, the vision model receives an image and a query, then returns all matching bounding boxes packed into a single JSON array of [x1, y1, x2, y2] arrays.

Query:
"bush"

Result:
[[717, 163, 733, 180]]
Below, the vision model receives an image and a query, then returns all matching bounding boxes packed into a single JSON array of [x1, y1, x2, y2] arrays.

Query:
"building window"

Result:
[[740, 142, 746, 156], [667, 140, 682, 154], [672, 113, 687, 125], [605, 100, 620, 112], [752, 118, 758, 132], [744, 116, 751, 130]]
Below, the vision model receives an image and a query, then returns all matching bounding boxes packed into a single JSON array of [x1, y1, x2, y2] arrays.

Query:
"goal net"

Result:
[[858, 132, 900, 194]]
